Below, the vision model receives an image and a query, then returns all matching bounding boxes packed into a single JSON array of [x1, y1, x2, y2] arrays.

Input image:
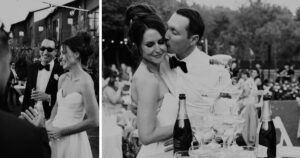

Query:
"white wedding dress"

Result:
[[50, 89, 93, 158], [137, 93, 178, 158]]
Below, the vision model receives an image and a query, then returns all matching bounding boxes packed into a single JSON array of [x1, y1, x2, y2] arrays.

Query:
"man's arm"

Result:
[[38, 127, 51, 158]]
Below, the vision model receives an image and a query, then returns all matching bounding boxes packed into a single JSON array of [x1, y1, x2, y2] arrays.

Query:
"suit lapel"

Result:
[[45, 62, 58, 93]]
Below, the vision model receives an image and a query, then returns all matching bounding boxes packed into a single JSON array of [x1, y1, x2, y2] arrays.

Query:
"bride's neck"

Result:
[[142, 59, 160, 74]]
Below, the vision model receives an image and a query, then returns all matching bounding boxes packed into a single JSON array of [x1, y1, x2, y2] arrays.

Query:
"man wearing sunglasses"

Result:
[[22, 39, 64, 119]]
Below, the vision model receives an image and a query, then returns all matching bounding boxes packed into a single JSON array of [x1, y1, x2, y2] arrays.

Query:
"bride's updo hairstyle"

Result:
[[62, 32, 93, 65], [125, 3, 166, 58]]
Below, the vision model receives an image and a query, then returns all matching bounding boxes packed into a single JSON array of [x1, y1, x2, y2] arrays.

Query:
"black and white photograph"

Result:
[[102, 0, 300, 157], [0, 0, 99, 158]]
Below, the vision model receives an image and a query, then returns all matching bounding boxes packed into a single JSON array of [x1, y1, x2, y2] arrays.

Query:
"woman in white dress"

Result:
[[125, 3, 178, 158], [46, 32, 99, 158]]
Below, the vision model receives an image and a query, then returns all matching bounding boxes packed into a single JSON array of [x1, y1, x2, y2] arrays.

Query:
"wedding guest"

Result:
[[0, 22, 50, 158], [238, 70, 258, 106], [120, 63, 130, 81], [126, 66, 133, 81], [111, 64, 119, 75], [288, 64, 295, 79], [251, 69, 263, 90], [22, 38, 64, 119], [230, 62, 239, 78], [254, 63, 264, 81], [10, 62, 19, 83], [103, 72, 126, 115]]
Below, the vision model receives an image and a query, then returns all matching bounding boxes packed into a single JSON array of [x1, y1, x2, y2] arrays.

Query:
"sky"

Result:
[[186, 0, 299, 15], [1, 0, 299, 31], [0, 0, 74, 31]]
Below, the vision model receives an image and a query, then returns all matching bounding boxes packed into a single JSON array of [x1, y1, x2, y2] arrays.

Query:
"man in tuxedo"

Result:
[[161, 8, 253, 147], [161, 8, 224, 119], [10, 62, 19, 82], [0, 23, 50, 158], [22, 39, 64, 119]]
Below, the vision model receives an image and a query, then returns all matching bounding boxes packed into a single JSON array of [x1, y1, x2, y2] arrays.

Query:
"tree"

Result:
[[296, 7, 300, 21]]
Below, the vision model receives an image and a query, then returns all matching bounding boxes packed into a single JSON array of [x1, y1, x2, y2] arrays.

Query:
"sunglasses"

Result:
[[40, 47, 54, 52]]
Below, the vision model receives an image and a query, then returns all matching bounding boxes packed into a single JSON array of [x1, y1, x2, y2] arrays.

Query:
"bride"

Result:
[[125, 3, 178, 158], [46, 32, 98, 158]]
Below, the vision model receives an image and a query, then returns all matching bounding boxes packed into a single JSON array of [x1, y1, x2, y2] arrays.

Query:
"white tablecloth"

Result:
[[102, 116, 123, 158]]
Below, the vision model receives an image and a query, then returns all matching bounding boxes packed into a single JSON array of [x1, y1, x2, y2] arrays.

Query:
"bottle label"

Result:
[[257, 144, 268, 157]]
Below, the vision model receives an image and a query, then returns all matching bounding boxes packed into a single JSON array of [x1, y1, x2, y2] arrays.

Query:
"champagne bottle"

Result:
[[258, 94, 276, 158], [173, 94, 193, 155]]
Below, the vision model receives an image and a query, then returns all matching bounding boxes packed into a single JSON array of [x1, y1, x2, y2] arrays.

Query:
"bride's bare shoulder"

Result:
[[132, 65, 157, 86]]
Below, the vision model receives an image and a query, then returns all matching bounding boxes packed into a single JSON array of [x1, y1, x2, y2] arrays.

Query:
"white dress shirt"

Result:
[[161, 47, 225, 121], [35, 60, 54, 112], [11, 68, 18, 79]]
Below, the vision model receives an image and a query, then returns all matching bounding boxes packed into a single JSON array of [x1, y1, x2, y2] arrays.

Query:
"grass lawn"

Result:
[[271, 100, 300, 146]]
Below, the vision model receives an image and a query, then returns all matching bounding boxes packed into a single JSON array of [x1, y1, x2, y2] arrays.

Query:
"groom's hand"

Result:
[[31, 90, 51, 102], [164, 138, 173, 152]]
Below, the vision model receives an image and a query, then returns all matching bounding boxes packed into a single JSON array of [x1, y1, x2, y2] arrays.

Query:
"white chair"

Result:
[[273, 116, 293, 147]]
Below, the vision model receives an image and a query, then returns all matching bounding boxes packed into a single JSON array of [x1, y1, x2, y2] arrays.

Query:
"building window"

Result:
[[68, 18, 73, 25], [39, 26, 44, 32], [53, 19, 60, 42], [19, 31, 24, 37], [88, 8, 99, 36]]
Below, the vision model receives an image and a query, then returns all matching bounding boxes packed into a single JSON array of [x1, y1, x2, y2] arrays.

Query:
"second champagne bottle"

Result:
[[173, 94, 193, 156]]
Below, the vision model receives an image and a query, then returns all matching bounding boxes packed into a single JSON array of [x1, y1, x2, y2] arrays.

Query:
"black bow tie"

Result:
[[38, 64, 50, 71], [169, 56, 188, 73]]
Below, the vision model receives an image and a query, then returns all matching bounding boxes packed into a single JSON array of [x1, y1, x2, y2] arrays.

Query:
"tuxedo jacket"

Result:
[[0, 110, 51, 158], [22, 61, 64, 119], [160, 47, 227, 117]]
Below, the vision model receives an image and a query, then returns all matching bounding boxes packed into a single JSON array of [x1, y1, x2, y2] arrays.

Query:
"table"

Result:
[[141, 146, 300, 158]]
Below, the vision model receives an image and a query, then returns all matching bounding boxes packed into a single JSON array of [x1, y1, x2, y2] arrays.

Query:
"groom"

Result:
[[161, 8, 221, 120]]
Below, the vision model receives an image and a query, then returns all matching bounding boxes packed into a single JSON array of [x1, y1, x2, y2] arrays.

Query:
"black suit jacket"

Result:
[[22, 61, 64, 119], [0, 110, 51, 158]]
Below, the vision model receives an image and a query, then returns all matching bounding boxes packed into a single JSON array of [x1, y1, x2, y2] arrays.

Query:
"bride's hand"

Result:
[[47, 125, 63, 140], [164, 138, 173, 152]]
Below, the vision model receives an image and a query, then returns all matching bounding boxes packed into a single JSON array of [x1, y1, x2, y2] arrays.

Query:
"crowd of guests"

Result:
[[230, 62, 300, 100], [102, 63, 138, 158]]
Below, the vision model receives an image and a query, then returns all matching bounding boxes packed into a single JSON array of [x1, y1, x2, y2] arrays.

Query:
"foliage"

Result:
[[102, 0, 300, 68]]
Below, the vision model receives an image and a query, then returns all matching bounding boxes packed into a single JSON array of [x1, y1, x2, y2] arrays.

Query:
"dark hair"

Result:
[[125, 3, 166, 57], [252, 69, 260, 78], [107, 71, 119, 87], [62, 32, 93, 65], [176, 8, 205, 39], [0, 23, 9, 57], [240, 69, 250, 78]]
